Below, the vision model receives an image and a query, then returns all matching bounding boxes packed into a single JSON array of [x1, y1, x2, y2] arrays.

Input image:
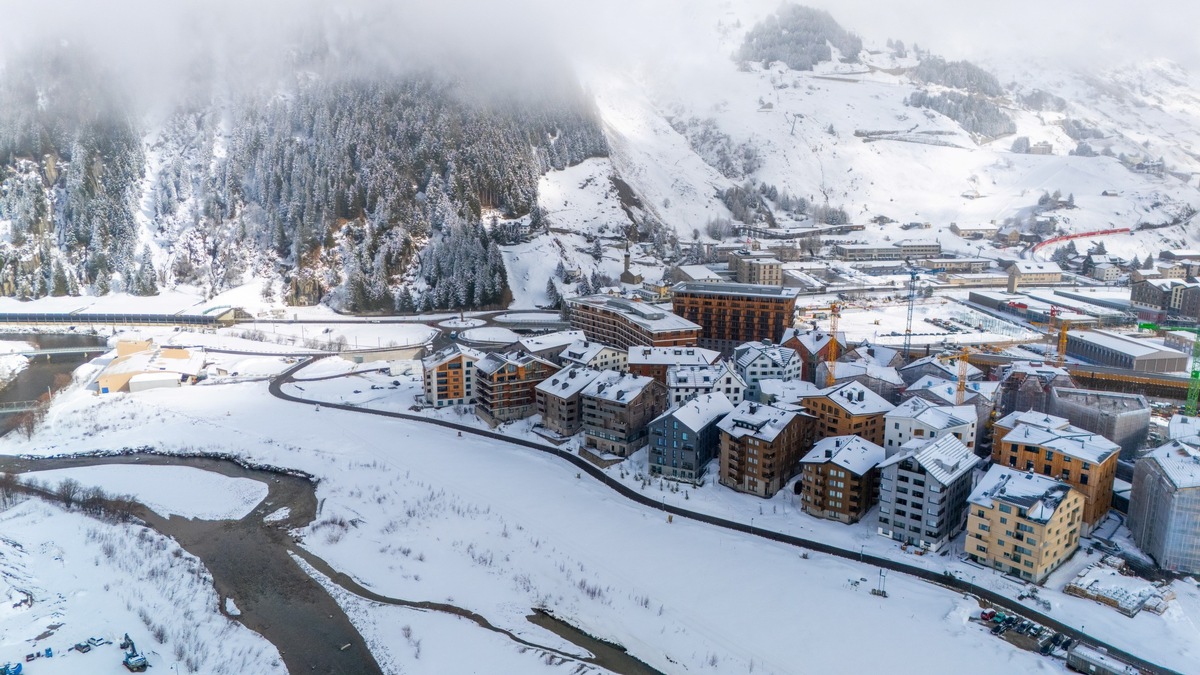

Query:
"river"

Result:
[[0, 452, 661, 675]]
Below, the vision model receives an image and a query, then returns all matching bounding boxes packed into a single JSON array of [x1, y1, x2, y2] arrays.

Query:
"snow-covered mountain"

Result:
[[2, 1, 1199, 311]]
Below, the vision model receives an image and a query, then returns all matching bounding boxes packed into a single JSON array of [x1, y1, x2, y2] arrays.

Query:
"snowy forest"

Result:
[[0, 43, 607, 310], [737, 5, 863, 70]]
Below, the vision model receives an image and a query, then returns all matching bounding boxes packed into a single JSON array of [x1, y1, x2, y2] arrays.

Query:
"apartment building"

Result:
[[581, 371, 669, 457], [898, 354, 982, 386], [672, 282, 798, 354], [877, 435, 981, 552], [734, 340, 802, 398], [535, 365, 604, 437], [1006, 261, 1063, 292], [781, 327, 846, 382], [516, 330, 588, 364], [666, 362, 746, 405], [474, 352, 560, 426], [648, 392, 735, 484], [567, 295, 700, 351], [421, 344, 485, 407], [993, 410, 1120, 530], [995, 361, 1076, 415], [801, 381, 895, 445], [559, 340, 627, 372], [728, 249, 783, 286], [799, 435, 886, 524], [718, 401, 816, 498], [627, 345, 721, 384], [1128, 438, 1200, 575], [884, 397, 978, 452], [966, 466, 1084, 583]]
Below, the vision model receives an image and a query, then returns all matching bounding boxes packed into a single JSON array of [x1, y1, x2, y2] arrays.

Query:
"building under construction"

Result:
[[1048, 388, 1151, 458], [996, 361, 1076, 415]]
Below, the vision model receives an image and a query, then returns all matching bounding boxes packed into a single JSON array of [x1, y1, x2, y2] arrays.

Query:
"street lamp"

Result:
[[860, 544, 865, 562], [750, 517, 755, 535]]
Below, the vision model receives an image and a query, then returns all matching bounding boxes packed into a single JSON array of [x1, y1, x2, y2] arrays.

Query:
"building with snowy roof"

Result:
[[780, 327, 847, 382], [1127, 438, 1200, 575], [799, 435, 886, 524], [421, 344, 484, 407], [993, 410, 1120, 530], [97, 342, 206, 395], [1007, 260, 1062, 292], [814, 360, 905, 403], [1065, 330, 1188, 373], [884, 397, 978, 452], [666, 362, 746, 405], [1048, 388, 1150, 457], [567, 295, 700, 351], [717, 401, 816, 498], [559, 340, 627, 372], [628, 345, 721, 384], [672, 282, 798, 354], [580, 371, 668, 457], [648, 392, 735, 484], [535, 366, 605, 437], [733, 340, 802, 399], [995, 360, 1076, 415], [877, 435, 980, 552], [516, 330, 588, 364], [1168, 414, 1200, 442], [898, 354, 982, 386], [966, 466, 1084, 583], [801, 380, 895, 446], [902, 375, 999, 451]]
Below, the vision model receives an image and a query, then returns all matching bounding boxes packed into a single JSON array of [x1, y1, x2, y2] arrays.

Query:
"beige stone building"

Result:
[[967, 466, 1084, 583]]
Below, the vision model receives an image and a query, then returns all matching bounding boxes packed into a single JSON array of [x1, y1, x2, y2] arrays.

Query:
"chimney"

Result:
[[858, 390, 864, 402], [749, 403, 759, 415]]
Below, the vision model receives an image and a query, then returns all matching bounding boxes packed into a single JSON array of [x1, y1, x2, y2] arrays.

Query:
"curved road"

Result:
[[269, 358, 1178, 675]]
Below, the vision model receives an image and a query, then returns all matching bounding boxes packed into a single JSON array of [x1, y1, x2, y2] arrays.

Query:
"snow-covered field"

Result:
[[804, 297, 1040, 347], [4, 361, 1193, 674], [0, 498, 283, 674], [22, 465, 267, 520]]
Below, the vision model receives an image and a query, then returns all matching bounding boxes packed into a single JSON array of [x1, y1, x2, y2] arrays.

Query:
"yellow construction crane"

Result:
[[825, 302, 842, 387], [936, 346, 975, 405], [1030, 307, 1072, 367]]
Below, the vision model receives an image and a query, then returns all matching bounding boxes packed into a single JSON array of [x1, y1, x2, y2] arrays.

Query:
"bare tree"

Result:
[[56, 478, 82, 508]]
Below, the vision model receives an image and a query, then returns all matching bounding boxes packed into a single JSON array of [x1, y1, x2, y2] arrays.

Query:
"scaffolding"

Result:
[[1048, 388, 1150, 458]]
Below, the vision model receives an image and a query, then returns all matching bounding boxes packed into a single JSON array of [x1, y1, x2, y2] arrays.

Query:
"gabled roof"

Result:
[[880, 435, 979, 485], [734, 341, 798, 371], [476, 351, 557, 376], [825, 360, 905, 386], [717, 401, 801, 443], [810, 380, 894, 415], [667, 362, 745, 389], [885, 397, 975, 431], [581, 370, 657, 404], [757, 378, 822, 404], [968, 465, 1074, 523], [653, 392, 735, 432], [1000, 419, 1120, 464], [780, 328, 846, 355], [422, 343, 484, 370], [560, 340, 622, 365], [900, 354, 982, 379], [801, 435, 885, 475], [535, 365, 604, 399], [905, 375, 999, 404]]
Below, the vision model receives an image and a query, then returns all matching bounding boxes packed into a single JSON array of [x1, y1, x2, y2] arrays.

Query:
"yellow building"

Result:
[[97, 341, 206, 394], [966, 466, 1084, 583]]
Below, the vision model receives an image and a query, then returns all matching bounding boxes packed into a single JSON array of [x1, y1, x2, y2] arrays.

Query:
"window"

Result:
[[977, 523, 989, 531], [1080, 474, 1089, 485], [998, 504, 1012, 514]]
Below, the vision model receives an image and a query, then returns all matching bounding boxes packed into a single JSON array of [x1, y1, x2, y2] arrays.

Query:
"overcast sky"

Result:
[[0, 0, 1195, 87]]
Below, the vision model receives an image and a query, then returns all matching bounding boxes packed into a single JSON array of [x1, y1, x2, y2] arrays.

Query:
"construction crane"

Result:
[[936, 346, 975, 405], [901, 266, 919, 364], [1046, 306, 1072, 367], [1187, 336, 1200, 416], [825, 302, 842, 387]]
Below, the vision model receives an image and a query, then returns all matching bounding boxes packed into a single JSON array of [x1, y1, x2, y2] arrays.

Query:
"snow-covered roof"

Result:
[[675, 265, 725, 282], [1000, 419, 1120, 465], [843, 342, 900, 367], [812, 381, 894, 415], [998, 360, 1071, 382], [535, 365, 604, 399], [1010, 261, 1062, 275], [560, 340, 621, 364], [734, 341, 797, 371], [885, 397, 974, 430], [518, 330, 587, 353], [880, 435, 979, 485], [780, 328, 845, 355], [673, 282, 798, 300], [475, 351, 556, 376], [422, 343, 484, 369], [104, 346, 206, 378], [1067, 330, 1186, 360], [568, 296, 701, 333], [905, 375, 999, 404], [628, 346, 720, 366], [716, 401, 800, 443], [801, 435, 885, 476], [667, 362, 744, 389], [968, 466, 1074, 523], [900, 354, 982, 379], [825, 360, 904, 386], [654, 392, 735, 432], [1168, 414, 1200, 441], [757, 378, 821, 404], [581, 370, 657, 404], [1143, 439, 1200, 489]]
